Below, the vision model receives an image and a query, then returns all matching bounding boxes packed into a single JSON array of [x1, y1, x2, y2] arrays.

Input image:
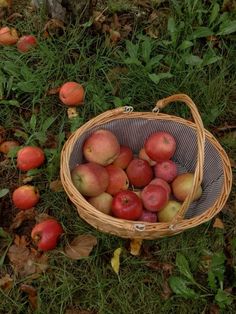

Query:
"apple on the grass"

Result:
[[149, 178, 171, 197], [141, 184, 169, 212], [59, 81, 85, 106], [12, 185, 40, 210], [88, 192, 113, 215], [111, 190, 143, 220], [71, 162, 109, 197], [145, 131, 176, 162], [105, 164, 129, 195], [154, 160, 177, 183], [83, 129, 120, 166], [157, 200, 182, 222], [126, 158, 153, 188], [0, 27, 19, 45], [17, 35, 37, 52], [172, 172, 202, 202], [138, 147, 156, 166], [17, 146, 45, 171], [112, 145, 133, 169]]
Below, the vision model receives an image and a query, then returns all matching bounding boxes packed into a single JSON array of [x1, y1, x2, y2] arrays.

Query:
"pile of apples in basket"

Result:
[[71, 129, 202, 223]]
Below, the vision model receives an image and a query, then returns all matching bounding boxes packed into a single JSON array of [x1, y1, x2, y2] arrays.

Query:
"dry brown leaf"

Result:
[[146, 261, 174, 275], [229, 158, 236, 168], [0, 274, 13, 290], [67, 108, 79, 120], [46, 86, 61, 95], [35, 213, 54, 223], [161, 280, 172, 300], [21, 175, 35, 184], [213, 217, 224, 229], [20, 284, 38, 310], [209, 304, 220, 314], [50, 179, 64, 192], [129, 238, 143, 256], [64, 235, 97, 260], [0, 126, 6, 144], [10, 208, 36, 230], [43, 19, 65, 36]]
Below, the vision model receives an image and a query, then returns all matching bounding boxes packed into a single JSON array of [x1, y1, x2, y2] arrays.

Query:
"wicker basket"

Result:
[[60, 94, 232, 239]]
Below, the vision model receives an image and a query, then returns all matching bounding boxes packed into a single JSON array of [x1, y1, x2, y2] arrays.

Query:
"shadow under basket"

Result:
[[60, 94, 232, 239]]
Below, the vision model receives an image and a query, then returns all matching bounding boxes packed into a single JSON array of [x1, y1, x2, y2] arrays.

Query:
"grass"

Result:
[[0, 0, 236, 313]]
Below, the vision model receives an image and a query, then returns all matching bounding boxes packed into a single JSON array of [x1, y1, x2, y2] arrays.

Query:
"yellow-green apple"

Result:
[[154, 160, 177, 183], [172, 173, 202, 201], [112, 145, 133, 169], [88, 192, 113, 215], [12, 185, 40, 210], [141, 184, 169, 212], [126, 158, 153, 188], [0, 26, 19, 45], [105, 164, 129, 195], [157, 200, 182, 222], [145, 131, 176, 161], [71, 162, 109, 197], [83, 129, 120, 166]]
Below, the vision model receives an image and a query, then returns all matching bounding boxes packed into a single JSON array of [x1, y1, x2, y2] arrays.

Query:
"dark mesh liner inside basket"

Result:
[[69, 118, 224, 220]]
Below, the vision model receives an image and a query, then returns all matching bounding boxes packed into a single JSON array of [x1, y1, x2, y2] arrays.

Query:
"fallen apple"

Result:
[[31, 219, 63, 251], [17, 146, 45, 171], [145, 131, 176, 161], [59, 81, 84, 106], [126, 158, 153, 188], [154, 160, 177, 183], [111, 190, 143, 220], [71, 162, 109, 197], [0, 26, 19, 45], [141, 184, 169, 212], [112, 145, 133, 169], [157, 200, 182, 222], [105, 164, 129, 195], [0, 140, 19, 154], [83, 129, 120, 166], [88, 192, 113, 215], [12, 185, 40, 210], [172, 173, 202, 202], [17, 35, 37, 52]]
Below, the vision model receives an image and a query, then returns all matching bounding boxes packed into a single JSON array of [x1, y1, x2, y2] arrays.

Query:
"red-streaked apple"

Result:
[[88, 192, 113, 215], [126, 158, 153, 188], [157, 200, 182, 222], [138, 210, 157, 223], [172, 173, 202, 202], [154, 160, 177, 183], [111, 190, 143, 220], [59, 81, 85, 106], [105, 164, 129, 195], [83, 129, 120, 166], [138, 147, 156, 166], [17, 35, 37, 52], [141, 184, 169, 212], [12, 185, 39, 210], [71, 162, 109, 197], [144, 131, 176, 161], [149, 178, 171, 196], [112, 145, 133, 169], [17, 146, 45, 171]]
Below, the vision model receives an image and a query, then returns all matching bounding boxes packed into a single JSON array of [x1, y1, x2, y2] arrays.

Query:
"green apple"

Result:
[[158, 200, 182, 222]]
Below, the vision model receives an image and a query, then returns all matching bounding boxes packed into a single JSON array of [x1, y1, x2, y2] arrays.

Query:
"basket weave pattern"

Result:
[[60, 94, 232, 239]]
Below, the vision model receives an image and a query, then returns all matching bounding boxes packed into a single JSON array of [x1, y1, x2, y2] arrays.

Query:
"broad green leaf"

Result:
[[176, 253, 194, 282], [0, 189, 9, 198], [20, 66, 33, 80], [168, 17, 177, 44], [148, 72, 173, 84], [215, 289, 233, 308], [191, 27, 213, 39], [217, 20, 236, 35], [203, 55, 222, 66], [17, 82, 38, 93], [126, 41, 139, 59], [146, 55, 164, 71], [0, 100, 20, 107], [209, 3, 220, 25], [124, 57, 142, 66], [42, 117, 56, 133], [142, 38, 152, 64], [183, 54, 203, 66], [3, 62, 20, 77], [30, 114, 37, 131], [169, 276, 198, 299], [178, 40, 193, 50], [208, 252, 226, 291]]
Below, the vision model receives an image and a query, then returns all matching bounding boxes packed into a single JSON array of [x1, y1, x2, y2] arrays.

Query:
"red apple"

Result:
[[157, 200, 182, 222], [105, 165, 129, 195], [83, 129, 120, 166], [31, 219, 63, 251], [172, 173, 202, 202], [144, 131, 176, 161], [12, 185, 40, 210], [111, 190, 143, 220], [0, 26, 19, 45], [88, 192, 113, 215], [138, 210, 157, 223], [149, 178, 171, 196], [71, 162, 109, 197], [154, 160, 177, 183], [141, 184, 169, 212], [17, 146, 45, 171], [59, 82, 84, 106], [0, 140, 19, 154], [138, 147, 156, 166], [17, 35, 37, 52], [126, 158, 153, 188], [112, 145, 133, 169]]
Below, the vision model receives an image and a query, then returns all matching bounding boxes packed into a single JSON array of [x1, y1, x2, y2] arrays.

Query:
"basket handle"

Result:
[[155, 94, 205, 226]]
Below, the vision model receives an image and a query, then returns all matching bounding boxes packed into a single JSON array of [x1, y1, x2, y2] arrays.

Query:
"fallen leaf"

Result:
[[209, 303, 220, 314], [43, 18, 65, 36], [46, 86, 61, 95], [111, 247, 122, 275], [6, 12, 23, 21], [213, 217, 224, 229], [109, 29, 121, 43], [67, 108, 79, 119], [10, 208, 36, 230], [0, 274, 13, 290], [35, 213, 55, 223], [21, 175, 35, 184], [161, 280, 172, 300], [146, 261, 174, 276], [20, 284, 37, 310], [64, 235, 97, 260], [50, 179, 64, 192], [129, 238, 143, 256], [229, 158, 236, 168], [0, 0, 11, 8]]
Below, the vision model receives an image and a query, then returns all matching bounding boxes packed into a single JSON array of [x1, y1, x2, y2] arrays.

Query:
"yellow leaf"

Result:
[[111, 248, 122, 275], [213, 217, 224, 229], [130, 238, 143, 256], [67, 108, 78, 120]]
